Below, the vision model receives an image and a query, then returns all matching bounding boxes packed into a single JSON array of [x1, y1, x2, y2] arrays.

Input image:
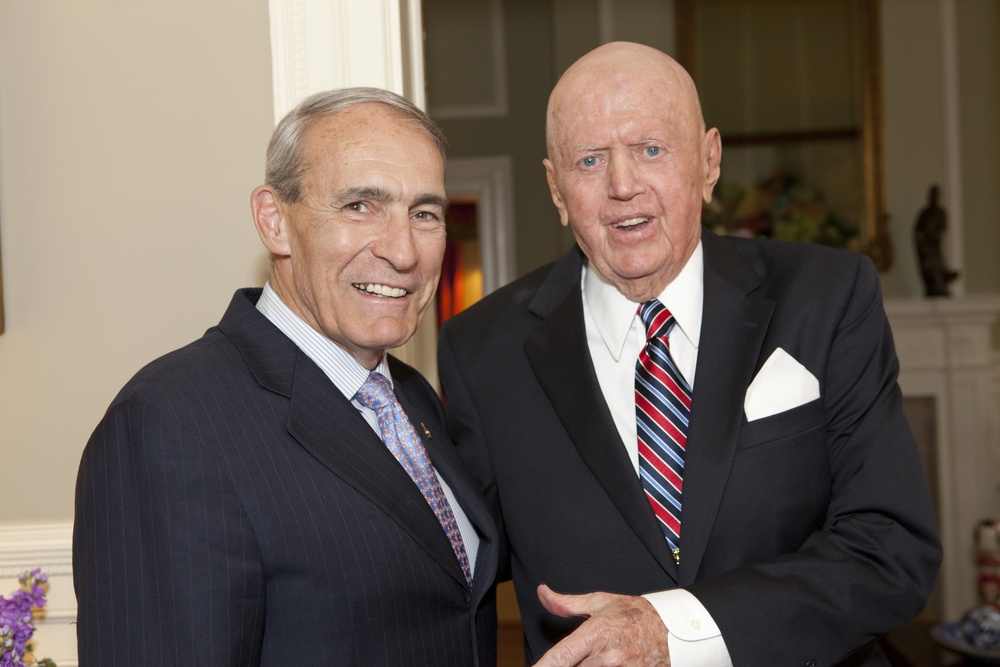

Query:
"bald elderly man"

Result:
[[439, 42, 940, 666]]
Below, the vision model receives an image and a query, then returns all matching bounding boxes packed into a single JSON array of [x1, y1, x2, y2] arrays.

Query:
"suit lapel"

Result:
[[394, 373, 500, 600], [678, 231, 773, 583], [524, 251, 681, 579], [218, 290, 470, 589]]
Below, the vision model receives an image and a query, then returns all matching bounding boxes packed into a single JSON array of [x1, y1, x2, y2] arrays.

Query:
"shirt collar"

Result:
[[583, 241, 704, 361], [255, 282, 390, 399]]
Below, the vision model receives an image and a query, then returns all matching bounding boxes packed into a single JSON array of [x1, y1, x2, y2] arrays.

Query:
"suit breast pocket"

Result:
[[737, 398, 824, 450]]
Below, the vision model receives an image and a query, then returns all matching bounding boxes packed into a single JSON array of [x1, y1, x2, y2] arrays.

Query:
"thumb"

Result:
[[537, 583, 595, 620]]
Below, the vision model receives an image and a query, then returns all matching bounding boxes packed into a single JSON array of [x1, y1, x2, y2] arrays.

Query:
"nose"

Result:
[[607, 152, 644, 200], [371, 209, 419, 271]]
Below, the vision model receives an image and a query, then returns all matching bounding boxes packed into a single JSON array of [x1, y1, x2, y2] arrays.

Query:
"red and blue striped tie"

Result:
[[636, 299, 691, 565]]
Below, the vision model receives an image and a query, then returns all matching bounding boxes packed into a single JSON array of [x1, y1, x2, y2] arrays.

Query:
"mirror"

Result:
[[675, 0, 891, 271]]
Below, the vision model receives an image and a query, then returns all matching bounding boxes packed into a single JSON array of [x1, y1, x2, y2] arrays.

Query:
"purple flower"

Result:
[[0, 570, 53, 667]]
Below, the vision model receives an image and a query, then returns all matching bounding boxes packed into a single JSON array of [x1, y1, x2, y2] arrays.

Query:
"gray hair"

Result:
[[264, 87, 447, 203]]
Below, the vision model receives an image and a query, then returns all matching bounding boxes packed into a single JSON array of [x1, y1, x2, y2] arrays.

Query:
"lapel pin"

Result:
[[420, 422, 432, 439]]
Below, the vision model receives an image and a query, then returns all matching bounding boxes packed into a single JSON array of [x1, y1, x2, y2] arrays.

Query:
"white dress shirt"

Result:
[[581, 242, 732, 665], [256, 282, 480, 575]]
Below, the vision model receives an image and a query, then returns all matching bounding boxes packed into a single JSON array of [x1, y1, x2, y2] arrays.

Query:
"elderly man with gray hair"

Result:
[[74, 87, 498, 666]]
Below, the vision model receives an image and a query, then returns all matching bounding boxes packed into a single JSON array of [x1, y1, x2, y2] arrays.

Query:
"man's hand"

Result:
[[532, 583, 671, 667]]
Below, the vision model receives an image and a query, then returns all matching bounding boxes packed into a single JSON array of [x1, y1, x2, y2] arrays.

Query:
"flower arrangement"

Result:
[[703, 169, 859, 250], [0, 569, 55, 667]]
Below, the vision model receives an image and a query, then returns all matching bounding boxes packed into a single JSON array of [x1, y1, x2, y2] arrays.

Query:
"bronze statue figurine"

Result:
[[914, 185, 959, 297]]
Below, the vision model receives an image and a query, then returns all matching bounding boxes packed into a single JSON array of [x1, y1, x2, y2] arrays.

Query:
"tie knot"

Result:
[[355, 371, 395, 411], [638, 299, 674, 341]]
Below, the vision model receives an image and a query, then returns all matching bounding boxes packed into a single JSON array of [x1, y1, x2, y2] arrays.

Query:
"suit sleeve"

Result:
[[690, 257, 942, 664], [74, 396, 266, 666]]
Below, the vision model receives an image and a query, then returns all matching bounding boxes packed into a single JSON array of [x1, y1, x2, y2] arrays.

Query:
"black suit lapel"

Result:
[[393, 363, 499, 599], [524, 254, 680, 579], [218, 290, 470, 590], [678, 231, 773, 583]]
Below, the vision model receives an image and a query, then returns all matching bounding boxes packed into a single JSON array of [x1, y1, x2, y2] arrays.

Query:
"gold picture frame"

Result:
[[675, 0, 892, 271]]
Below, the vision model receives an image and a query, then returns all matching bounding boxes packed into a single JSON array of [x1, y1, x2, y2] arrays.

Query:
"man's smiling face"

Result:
[[259, 102, 448, 368]]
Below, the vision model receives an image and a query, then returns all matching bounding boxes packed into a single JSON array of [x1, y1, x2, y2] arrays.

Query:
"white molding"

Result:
[[0, 522, 73, 578], [428, 0, 508, 119], [886, 296, 1000, 620], [444, 156, 516, 296], [267, 0, 426, 123]]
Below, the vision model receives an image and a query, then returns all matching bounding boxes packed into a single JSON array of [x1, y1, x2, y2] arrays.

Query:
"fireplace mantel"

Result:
[[885, 295, 1000, 621]]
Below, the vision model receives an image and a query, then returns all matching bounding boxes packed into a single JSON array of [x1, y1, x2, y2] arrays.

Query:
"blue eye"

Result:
[[581, 156, 598, 168], [644, 146, 662, 157]]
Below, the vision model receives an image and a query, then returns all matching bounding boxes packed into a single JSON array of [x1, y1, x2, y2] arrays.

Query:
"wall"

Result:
[[956, 0, 1000, 298], [0, 1, 273, 662], [0, 0, 273, 521]]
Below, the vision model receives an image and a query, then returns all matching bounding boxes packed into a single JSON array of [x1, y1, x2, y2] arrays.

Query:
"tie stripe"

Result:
[[635, 299, 691, 563]]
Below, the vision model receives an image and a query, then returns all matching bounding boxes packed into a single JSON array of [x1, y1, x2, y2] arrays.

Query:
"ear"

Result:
[[544, 158, 570, 228], [251, 185, 291, 257], [701, 127, 722, 204]]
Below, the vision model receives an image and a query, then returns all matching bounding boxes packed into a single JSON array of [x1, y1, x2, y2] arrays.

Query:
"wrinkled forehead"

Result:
[[547, 54, 703, 150], [546, 68, 703, 156]]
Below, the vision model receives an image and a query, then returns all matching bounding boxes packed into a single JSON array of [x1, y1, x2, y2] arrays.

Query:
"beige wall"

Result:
[[0, 1, 274, 525]]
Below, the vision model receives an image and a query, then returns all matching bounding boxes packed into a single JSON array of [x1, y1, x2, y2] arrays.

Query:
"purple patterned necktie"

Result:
[[636, 299, 691, 565], [355, 371, 473, 587]]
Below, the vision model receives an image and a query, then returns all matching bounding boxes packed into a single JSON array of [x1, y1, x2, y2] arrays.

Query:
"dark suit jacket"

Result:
[[74, 288, 498, 666], [438, 230, 941, 667]]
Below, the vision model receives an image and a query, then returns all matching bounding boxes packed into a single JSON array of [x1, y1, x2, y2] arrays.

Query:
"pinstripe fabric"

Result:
[[73, 289, 498, 666], [256, 282, 480, 571]]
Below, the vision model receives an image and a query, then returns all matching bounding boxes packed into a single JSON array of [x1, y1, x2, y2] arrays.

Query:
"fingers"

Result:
[[532, 626, 594, 667], [537, 583, 599, 619]]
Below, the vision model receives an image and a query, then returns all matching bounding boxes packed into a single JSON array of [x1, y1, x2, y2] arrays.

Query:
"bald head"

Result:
[[546, 42, 706, 159], [541, 42, 721, 302]]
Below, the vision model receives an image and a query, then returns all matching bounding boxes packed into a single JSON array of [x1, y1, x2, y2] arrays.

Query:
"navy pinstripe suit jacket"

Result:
[[74, 288, 498, 666]]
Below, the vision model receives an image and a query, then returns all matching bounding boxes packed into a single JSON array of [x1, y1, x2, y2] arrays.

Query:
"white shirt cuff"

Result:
[[642, 589, 733, 666]]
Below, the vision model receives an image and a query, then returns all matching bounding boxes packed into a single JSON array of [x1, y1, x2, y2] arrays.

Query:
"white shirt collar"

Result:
[[583, 241, 704, 362], [255, 282, 390, 400]]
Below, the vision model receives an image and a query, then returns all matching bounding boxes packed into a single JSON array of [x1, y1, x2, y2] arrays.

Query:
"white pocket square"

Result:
[[744, 347, 820, 422]]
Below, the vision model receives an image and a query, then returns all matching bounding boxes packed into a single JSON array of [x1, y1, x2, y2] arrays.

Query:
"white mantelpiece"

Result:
[[885, 295, 1000, 621]]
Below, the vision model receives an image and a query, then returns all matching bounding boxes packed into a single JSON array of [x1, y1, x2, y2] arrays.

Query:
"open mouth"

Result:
[[353, 283, 407, 298], [613, 216, 650, 229]]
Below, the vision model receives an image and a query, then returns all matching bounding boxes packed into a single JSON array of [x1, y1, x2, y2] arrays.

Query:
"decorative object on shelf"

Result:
[[932, 617, 1000, 663], [914, 184, 960, 297], [0, 569, 55, 667], [931, 521, 1000, 662], [959, 605, 1000, 650]]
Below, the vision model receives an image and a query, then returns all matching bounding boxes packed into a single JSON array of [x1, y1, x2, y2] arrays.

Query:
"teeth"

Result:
[[355, 283, 407, 298], [615, 217, 648, 228]]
